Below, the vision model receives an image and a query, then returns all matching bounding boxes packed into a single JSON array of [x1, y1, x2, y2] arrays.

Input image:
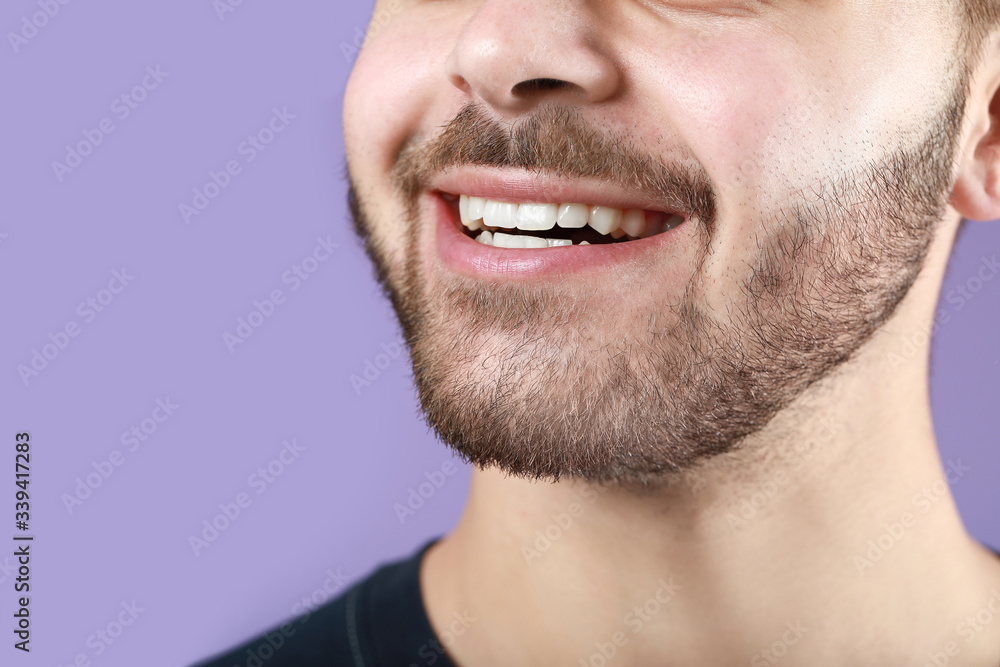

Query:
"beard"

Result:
[[348, 78, 967, 485]]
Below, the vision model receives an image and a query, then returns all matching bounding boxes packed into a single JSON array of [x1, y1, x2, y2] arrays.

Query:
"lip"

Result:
[[428, 169, 689, 279], [431, 167, 689, 213]]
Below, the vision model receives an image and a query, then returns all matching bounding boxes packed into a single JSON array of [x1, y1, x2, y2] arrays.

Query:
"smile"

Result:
[[446, 193, 684, 248], [427, 169, 695, 279]]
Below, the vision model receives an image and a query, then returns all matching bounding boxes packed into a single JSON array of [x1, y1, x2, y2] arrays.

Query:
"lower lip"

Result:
[[431, 194, 685, 279]]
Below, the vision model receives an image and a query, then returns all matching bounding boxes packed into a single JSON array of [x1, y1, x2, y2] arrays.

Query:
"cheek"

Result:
[[643, 32, 816, 201], [346, 30, 439, 174], [643, 15, 958, 207], [638, 32, 821, 293], [344, 11, 461, 270], [638, 20, 955, 309]]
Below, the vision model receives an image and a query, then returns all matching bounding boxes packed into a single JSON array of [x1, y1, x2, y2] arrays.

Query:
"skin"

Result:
[[344, 1, 1000, 664]]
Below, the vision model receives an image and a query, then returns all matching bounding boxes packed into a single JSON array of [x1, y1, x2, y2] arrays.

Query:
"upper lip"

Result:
[[428, 166, 689, 217]]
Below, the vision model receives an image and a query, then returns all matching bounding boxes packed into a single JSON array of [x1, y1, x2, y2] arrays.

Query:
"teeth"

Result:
[[557, 203, 589, 228], [621, 209, 646, 238], [475, 232, 579, 249], [492, 231, 521, 248], [484, 200, 518, 229], [457, 195, 684, 248], [516, 203, 558, 231], [467, 196, 487, 221], [641, 213, 685, 237], [588, 206, 624, 235], [459, 195, 483, 231]]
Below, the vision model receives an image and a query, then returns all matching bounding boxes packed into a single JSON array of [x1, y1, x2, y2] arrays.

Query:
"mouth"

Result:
[[426, 169, 695, 279], [442, 193, 685, 248]]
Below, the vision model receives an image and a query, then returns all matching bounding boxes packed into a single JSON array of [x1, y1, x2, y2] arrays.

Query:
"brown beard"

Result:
[[349, 79, 966, 485]]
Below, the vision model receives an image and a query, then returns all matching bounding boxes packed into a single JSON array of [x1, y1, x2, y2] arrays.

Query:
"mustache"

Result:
[[392, 104, 717, 228]]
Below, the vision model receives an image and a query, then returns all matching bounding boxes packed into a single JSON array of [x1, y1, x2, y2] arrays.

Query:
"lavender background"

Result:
[[0, 1, 997, 665]]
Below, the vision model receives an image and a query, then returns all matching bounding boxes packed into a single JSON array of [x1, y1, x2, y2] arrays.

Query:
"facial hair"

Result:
[[349, 78, 967, 485]]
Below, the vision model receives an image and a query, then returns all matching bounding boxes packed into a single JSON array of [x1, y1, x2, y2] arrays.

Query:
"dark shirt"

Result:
[[193, 541, 1000, 667], [192, 540, 456, 667]]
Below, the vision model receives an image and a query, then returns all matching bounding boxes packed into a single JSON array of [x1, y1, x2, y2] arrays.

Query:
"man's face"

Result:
[[344, 0, 967, 483]]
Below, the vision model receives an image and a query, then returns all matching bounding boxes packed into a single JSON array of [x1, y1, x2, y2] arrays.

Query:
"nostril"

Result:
[[511, 78, 573, 96]]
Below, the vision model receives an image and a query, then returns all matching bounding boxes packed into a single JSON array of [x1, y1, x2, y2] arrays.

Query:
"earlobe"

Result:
[[950, 53, 1000, 222], [950, 148, 1000, 222]]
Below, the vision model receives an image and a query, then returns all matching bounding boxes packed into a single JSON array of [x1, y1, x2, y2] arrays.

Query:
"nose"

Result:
[[447, 1, 621, 115]]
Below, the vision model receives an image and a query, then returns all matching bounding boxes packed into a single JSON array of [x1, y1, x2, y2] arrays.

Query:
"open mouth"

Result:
[[441, 193, 685, 248]]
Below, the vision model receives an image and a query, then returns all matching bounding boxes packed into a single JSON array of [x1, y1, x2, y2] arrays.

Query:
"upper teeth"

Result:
[[458, 194, 682, 241]]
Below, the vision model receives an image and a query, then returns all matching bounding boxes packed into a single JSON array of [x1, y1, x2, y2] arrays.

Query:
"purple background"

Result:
[[0, 2, 996, 665]]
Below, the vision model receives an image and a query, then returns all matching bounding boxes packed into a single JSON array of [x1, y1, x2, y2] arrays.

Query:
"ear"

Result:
[[951, 41, 1000, 222]]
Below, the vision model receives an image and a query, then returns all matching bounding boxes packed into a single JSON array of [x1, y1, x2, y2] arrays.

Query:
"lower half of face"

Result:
[[345, 3, 966, 484]]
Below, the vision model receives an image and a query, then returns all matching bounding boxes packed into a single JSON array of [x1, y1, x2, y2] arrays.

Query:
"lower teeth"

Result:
[[473, 228, 644, 248], [467, 215, 683, 248], [475, 230, 589, 248]]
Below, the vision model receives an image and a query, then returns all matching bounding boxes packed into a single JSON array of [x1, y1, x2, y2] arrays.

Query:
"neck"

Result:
[[421, 226, 1000, 667]]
